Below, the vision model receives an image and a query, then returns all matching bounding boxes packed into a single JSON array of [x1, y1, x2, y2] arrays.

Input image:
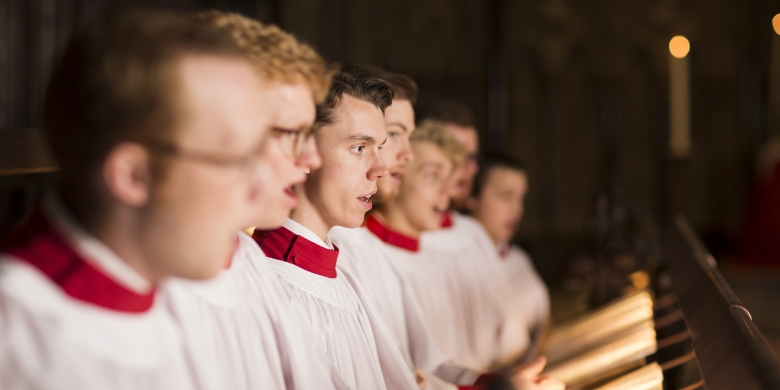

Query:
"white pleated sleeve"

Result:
[[331, 226, 484, 387], [421, 212, 530, 370], [163, 232, 351, 390], [0, 259, 197, 390], [503, 245, 550, 344], [269, 257, 419, 390]]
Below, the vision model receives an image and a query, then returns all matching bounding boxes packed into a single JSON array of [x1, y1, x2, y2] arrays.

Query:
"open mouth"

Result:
[[284, 186, 298, 204], [359, 194, 373, 209]]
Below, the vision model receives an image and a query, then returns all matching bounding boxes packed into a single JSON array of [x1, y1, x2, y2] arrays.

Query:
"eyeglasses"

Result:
[[269, 127, 314, 158], [140, 127, 314, 176], [143, 140, 263, 176]]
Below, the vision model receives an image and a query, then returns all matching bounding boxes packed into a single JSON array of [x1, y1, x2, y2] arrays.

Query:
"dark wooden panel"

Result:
[[0, 128, 57, 176], [0, 0, 776, 271], [669, 216, 780, 389]]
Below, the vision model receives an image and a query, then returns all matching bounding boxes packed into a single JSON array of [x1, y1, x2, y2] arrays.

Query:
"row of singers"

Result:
[[0, 9, 562, 390]]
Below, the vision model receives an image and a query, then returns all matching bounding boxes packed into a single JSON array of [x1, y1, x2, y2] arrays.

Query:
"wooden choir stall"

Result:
[[538, 217, 780, 390]]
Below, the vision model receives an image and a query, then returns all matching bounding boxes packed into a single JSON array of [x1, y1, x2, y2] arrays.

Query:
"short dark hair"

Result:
[[416, 99, 475, 128], [471, 154, 527, 199], [381, 72, 418, 104], [315, 63, 394, 129], [43, 9, 246, 206], [359, 64, 418, 103]]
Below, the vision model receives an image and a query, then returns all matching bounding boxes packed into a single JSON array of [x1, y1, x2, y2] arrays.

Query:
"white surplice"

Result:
[[420, 212, 529, 371], [0, 196, 197, 390], [257, 220, 418, 390], [163, 231, 350, 390], [499, 244, 550, 343], [330, 225, 486, 389]]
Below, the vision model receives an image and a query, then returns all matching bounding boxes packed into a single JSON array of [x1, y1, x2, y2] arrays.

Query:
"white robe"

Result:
[[260, 220, 418, 390], [330, 225, 485, 389], [420, 212, 529, 370], [0, 197, 196, 390], [500, 244, 550, 346], [163, 231, 350, 390]]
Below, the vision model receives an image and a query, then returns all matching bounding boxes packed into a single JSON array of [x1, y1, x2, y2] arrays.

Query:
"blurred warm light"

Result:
[[630, 271, 650, 290], [669, 36, 690, 59], [773, 14, 780, 35]]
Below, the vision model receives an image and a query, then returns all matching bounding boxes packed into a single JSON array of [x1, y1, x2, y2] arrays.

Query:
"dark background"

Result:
[[3, 0, 780, 280]]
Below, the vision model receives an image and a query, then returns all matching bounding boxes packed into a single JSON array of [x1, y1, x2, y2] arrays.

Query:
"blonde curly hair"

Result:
[[194, 11, 334, 103], [411, 119, 466, 167]]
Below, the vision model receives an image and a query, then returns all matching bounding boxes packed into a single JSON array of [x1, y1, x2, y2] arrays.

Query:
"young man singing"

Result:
[[253, 64, 418, 390], [417, 101, 480, 213], [162, 12, 351, 390], [467, 156, 550, 355], [331, 72, 507, 390], [0, 10, 275, 389], [339, 119, 562, 390], [419, 103, 532, 371]]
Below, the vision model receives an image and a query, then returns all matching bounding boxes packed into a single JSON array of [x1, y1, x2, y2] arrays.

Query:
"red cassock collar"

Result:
[[365, 215, 419, 252], [441, 211, 454, 228], [253, 227, 339, 278], [1, 210, 155, 313]]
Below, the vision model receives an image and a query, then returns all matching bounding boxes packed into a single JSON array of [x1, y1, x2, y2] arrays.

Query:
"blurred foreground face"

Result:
[[469, 167, 528, 245], [391, 141, 454, 234], [302, 94, 388, 228], [144, 55, 272, 279], [251, 82, 321, 229], [375, 99, 415, 204], [445, 123, 479, 210]]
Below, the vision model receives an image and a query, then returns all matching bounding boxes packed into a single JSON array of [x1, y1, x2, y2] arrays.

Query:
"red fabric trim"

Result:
[[365, 215, 419, 252], [253, 227, 338, 278], [458, 373, 504, 390], [1, 210, 155, 313], [441, 211, 454, 228]]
